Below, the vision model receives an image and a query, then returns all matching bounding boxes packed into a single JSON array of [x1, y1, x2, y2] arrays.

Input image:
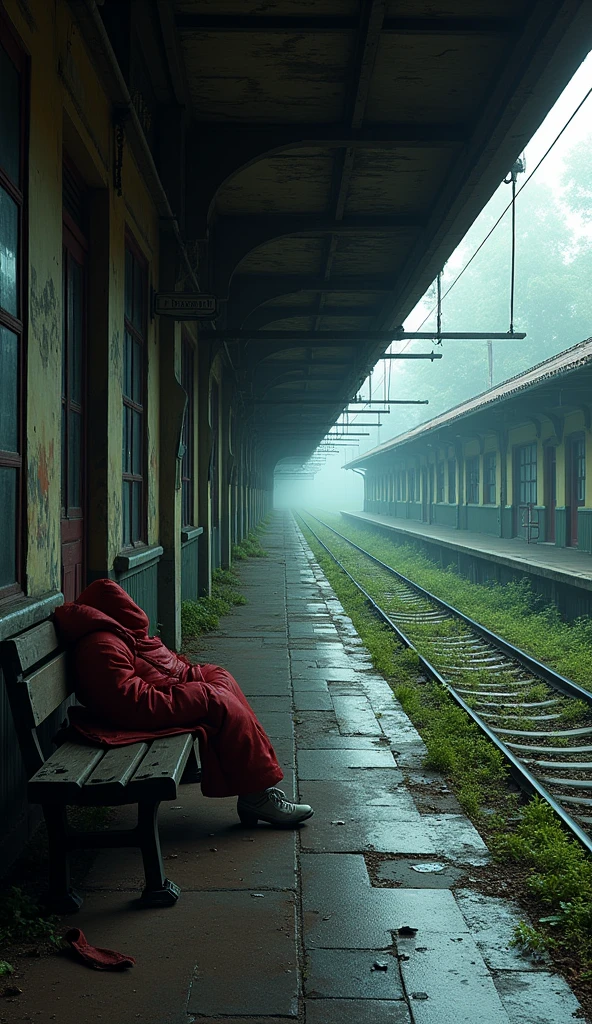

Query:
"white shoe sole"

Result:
[[237, 806, 314, 828]]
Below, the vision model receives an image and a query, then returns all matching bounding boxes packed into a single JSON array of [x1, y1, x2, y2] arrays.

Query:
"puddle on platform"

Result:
[[373, 857, 466, 889]]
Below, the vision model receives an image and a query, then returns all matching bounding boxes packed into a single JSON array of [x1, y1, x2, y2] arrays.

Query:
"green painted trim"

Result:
[[555, 507, 568, 548], [181, 526, 204, 544], [466, 504, 500, 536], [577, 508, 592, 554], [501, 506, 513, 538], [113, 544, 164, 572], [181, 536, 199, 603], [433, 503, 457, 529]]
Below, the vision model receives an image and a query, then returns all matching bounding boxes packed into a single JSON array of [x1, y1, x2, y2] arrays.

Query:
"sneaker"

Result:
[[237, 787, 314, 827]]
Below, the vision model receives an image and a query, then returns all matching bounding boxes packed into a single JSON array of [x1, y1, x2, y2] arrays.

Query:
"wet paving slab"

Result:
[[305, 947, 404, 999], [305, 999, 412, 1023]]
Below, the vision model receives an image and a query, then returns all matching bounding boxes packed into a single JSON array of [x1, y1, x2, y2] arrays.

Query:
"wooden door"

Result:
[[61, 222, 87, 601], [544, 445, 556, 542], [568, 435, 585, 546], [513, 443, 537, 539]]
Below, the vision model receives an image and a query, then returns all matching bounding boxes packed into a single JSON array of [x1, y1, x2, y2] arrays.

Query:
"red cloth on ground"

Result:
[[64, 928, 135, 970], [53, 580, 283, 797]]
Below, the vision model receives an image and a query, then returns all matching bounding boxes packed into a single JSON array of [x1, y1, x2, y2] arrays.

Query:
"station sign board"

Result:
[[153, 293, 219, 320]]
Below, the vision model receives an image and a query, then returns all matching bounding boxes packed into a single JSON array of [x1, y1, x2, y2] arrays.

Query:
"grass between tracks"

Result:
[[299, 516, 592, 979], [318, 512, 592, 691]]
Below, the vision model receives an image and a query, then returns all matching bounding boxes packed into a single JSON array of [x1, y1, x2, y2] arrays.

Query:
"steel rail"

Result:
[[295, 510, 592, 856]]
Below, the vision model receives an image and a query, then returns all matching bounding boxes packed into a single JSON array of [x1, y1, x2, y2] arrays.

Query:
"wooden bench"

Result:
[[1, 619, 201, 913]]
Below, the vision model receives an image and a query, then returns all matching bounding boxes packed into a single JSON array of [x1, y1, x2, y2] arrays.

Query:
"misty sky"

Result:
[[274, 50, 592, 511]]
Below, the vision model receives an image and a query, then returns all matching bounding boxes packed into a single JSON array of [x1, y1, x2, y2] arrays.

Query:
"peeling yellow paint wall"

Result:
[[4, 0, 162, 595], [5, 0, 64, 596]]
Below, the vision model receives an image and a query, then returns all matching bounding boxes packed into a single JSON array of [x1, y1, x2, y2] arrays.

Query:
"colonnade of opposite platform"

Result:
[[353, 341, 592, 555]]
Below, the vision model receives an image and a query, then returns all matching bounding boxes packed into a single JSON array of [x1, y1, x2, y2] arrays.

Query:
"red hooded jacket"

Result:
[[53, 580, 282, 797]]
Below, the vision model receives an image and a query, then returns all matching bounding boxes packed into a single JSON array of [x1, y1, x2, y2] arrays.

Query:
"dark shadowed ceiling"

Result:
[[157, 1, 592, 460]]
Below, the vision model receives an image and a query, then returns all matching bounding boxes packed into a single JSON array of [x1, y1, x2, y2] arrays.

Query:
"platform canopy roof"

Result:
[[149, 2, 591, 459]]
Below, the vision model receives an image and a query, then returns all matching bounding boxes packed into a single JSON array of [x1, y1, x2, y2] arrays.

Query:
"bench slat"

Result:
[[83, 742, 150, 802], [3, 621, 60, 674], [26, 655, 72, 726], [128, 734, 194, 801], [28, 742, 105, 803]]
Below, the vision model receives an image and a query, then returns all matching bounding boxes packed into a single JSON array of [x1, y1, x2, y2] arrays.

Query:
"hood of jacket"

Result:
[[53, 579, 150, 653]]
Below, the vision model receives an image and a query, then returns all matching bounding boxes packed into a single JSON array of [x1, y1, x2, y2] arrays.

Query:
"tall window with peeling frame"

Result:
[[483, 451, 496, 504], [122, 238, 147, 547], [0, 21, 26, 600], [466, 456, 480, 504]]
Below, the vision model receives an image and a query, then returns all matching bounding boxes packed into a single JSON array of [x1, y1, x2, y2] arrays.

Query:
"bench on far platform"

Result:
[[1, 619, 201, 912]]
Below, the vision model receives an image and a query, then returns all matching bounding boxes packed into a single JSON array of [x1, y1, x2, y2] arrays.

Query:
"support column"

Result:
[[86, 190, 114, 581], [220, 379, 233, 568], [157, 233, 186, 649], [197, 341, 213, 595]]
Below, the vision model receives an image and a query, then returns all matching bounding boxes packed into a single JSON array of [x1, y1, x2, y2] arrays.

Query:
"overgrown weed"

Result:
[[320, 513, 592, 690], [182, 566, 247, 640], [0, 888, 61, 950]]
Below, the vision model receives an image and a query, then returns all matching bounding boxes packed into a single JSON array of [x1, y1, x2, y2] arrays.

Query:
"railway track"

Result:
[[296, 509, 592, 853]]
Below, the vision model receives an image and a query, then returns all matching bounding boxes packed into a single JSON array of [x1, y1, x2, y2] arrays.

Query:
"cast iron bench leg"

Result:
[[43, 805, 83, 914], [138, 800, 180, 906]]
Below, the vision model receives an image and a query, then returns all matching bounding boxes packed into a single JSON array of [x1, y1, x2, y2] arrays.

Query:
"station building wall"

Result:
[[363, 406, 592, 554], [0, 0, 272, 872]]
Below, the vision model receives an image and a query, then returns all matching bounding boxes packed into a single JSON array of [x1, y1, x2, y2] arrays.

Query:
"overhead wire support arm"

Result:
[[380, 352, 443, 360], [348, 399, 429, 405], [201, 330, 524, 343]]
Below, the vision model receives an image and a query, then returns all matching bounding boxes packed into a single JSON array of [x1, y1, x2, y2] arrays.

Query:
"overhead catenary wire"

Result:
[[415, 83, 592, 333], [323, 84, 592, 449]]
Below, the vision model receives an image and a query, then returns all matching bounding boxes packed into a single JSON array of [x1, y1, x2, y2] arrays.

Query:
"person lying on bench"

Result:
[[53, 580, 313, 828]]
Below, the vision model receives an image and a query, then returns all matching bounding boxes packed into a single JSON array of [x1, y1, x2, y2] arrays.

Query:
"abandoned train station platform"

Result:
[[2, 1, 592, 1019], [1, 513, 584, 1024]]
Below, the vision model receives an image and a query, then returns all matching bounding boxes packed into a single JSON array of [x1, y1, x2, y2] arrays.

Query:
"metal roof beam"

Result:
[[253, 360, 354, 372], [176, 14, 516, 34], [185, 123, 465, 237], [227, 276, 393, 328], [211, 213, 421, 297], [312, 1, 386, 331], [205, 330, 433, 343], [252, 398, 428, 406], [219, 328, 526, 342], [243, 304, 381, 331]]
